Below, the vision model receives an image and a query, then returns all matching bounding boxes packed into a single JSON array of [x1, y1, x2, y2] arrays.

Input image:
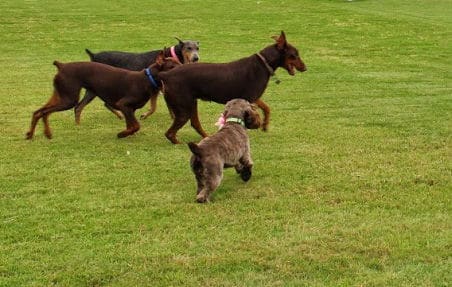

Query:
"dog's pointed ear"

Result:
[[272, 31, 287, 50], [175, 37, 184, 45], [156, 50, 165, 65]]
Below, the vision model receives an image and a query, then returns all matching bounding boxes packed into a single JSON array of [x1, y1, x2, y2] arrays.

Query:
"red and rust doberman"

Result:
[[26, 52, 180, 140], [75, 38, 200, 124], [159, 31, 307, 144]]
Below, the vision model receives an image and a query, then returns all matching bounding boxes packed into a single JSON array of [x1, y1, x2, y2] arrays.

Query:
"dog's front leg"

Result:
[[140, 94, 158, 120], [117, 105, 140, 138], [238, 147, 253, 182]]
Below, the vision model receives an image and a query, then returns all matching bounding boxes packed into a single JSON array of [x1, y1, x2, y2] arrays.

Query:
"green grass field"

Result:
[[1, 0, 450, 286]]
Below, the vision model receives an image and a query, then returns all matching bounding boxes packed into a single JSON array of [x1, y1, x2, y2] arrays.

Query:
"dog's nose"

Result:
[[192, 55, 199, 62]]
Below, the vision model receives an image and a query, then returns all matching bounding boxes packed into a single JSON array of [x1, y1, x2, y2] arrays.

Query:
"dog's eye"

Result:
[[288, 54, 297, 60], [187, 47, 192, 51]]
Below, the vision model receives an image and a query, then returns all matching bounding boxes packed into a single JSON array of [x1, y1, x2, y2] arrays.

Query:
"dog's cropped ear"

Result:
[[156, 50, 165, 65], [272, 31, 287, 50], [175, 37, 184, 45]]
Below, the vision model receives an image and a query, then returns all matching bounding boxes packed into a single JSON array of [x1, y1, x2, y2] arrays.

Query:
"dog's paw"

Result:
[[240, 167, 252, 182], [196, 195, 209, 203], [25, 132, 33, 140], [117, 131, 129, 138]]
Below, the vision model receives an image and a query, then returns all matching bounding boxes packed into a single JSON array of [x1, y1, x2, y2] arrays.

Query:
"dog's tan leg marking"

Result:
[[140, 94, 158, 120], [254, 99, 270, 131], [190, 102, 208, 138]]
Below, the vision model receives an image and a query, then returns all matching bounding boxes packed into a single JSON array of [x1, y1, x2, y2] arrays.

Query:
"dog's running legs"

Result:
[[165, 114, 190, 144], [197, 169, 223, 203], [116, 103, 140, 138], [140, 94, 158, 120], [190, 101, 208, 138], [164, 100, 195, 144], [42, 114, 52, 139], [254, 99, 270, 131], [104, 103, 124, 120], [237, 144, 253, 181], [74, 90, 96, 125], [26, 108, 44, 139], [75, 90, 123, 124], [26, 90, 78, 139]]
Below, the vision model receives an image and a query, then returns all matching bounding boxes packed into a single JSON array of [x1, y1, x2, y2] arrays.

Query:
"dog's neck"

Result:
[[170, 46, 183, 64], [256, 50, 281, 84], [225, 117, 245, 127], [144, 68, 160, 89], [163, 46, 183, 64]]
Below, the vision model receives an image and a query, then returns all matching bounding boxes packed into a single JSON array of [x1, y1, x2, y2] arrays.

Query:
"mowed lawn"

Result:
[[0, 0, 450, 286]]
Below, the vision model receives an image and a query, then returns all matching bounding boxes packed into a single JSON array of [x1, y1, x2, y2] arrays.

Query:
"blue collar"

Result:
[[144, 68, 159, 88]]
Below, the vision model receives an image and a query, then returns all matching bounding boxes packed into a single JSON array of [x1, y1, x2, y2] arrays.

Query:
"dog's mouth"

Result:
[[287, 61, 307, 75], [185, 53, 200, 63], [287, 64, 296, 76]]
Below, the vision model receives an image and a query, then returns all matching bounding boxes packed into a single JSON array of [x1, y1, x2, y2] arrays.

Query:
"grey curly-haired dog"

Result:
[[188, 99, 261, 203]]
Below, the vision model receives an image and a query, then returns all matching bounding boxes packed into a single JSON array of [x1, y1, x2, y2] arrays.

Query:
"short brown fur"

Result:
[[26, 52, 180, 140], [161, 31, 306, 144], [188, 99, 261, 203]]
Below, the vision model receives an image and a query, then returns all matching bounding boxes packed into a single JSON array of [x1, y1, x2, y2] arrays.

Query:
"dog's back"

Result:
[[160, 57, 269, 104], [85, 49, 158, 71], [52, 61, 141, 102]]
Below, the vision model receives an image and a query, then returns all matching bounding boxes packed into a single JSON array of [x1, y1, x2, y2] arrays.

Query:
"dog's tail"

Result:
[[188, 142, 203, 171], [85, 48, 95, 60], [188, 142, 202, 156], [53, 61, 63, 70]]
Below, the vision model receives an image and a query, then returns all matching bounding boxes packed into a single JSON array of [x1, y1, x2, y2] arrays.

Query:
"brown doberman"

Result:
[[159, 31, 306, 144], [74, 38, 200, 124], [26, 52, 180, 140]]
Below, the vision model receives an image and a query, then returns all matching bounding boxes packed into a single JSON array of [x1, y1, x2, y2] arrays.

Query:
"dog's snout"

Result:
[[192, 55, 199, 62], [298, 65, 307, 72]]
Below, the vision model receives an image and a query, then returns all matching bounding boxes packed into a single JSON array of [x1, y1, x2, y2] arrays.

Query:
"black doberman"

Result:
[[74, 38, 199, 124], [26, 52, 180, 140], [160, 31, 306, 144]]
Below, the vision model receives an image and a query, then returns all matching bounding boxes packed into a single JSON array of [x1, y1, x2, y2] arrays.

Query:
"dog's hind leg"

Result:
[[75, 90, 123, 124], [27, 90, 78, 139], [104, 103, 124, 120], [190, 101, 208, 138], [254, 99, 270, 131], [74, 90, 96, 124], [197, 170, 222, 203], [26, 107, 45, 139], [42, 114, 52, 139], [165, 116, 189, 144], [140, 94, 158, 120]]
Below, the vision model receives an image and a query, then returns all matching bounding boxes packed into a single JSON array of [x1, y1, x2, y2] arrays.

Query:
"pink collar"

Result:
[[170, 46, 182, 64]]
